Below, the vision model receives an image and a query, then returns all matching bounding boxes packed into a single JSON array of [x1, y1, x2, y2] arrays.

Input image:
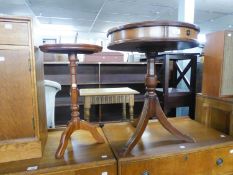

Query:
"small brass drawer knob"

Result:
[[142, 171, 150, 175], [216, 158, 224, 166]]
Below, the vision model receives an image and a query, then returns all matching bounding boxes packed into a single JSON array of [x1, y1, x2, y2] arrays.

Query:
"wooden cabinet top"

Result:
[[197, 93, 233, 103], [102, 117, 233, 159], [0, 128, 116, 174]]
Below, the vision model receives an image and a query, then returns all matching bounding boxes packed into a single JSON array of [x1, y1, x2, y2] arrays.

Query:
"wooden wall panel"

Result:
[[202, 30, 233, 97], [34, 47, 48, 149], [222, 31, 233, 96], [202, 31, 224, 97]]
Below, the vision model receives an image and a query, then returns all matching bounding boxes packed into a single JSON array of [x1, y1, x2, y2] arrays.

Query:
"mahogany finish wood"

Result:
[[108, 20, 200, 33], [40, 44, 102, 54], [39, 44, 104, 159], [107, 20, 199, 156], [107, 20, 199, 52]]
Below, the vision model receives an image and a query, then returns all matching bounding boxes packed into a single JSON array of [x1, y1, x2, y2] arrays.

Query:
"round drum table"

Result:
[[107, 20, 200, 156], [39, 44, 104, 159]]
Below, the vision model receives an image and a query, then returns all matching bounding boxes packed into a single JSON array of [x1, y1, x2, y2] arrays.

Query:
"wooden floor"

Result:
[[0, 128, 116, 175]]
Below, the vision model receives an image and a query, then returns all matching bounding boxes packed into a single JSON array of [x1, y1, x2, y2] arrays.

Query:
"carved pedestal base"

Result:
[[120, 53, 195, 156], [55, 53, 104, 159], [55, 117, 104, 159]]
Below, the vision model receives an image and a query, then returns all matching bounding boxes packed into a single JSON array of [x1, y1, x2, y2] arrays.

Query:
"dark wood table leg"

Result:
[[120, 52, 195, 156], [55, 53, 104, 159]]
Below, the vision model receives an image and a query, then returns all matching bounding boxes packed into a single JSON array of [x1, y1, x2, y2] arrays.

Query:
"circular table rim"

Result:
[[107, 20, 200, 36]]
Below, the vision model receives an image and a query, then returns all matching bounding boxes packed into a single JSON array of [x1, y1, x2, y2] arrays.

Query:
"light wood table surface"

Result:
[[80, 87, 139, 121], [102, 117, 233, 175], [0, 128, 116, 175]]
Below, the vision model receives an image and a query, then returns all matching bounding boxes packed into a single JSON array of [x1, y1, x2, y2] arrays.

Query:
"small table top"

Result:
[[107, 20, 200, 52], [80, 87, 140, 96], [39, 43, 102, 54]]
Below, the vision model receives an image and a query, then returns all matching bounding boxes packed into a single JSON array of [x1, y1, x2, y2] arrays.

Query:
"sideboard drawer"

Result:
[[0, 21, 29, 45], [120, 145, 233, 175], [43, 164, 116, 175], [103, 118, 233, 175]]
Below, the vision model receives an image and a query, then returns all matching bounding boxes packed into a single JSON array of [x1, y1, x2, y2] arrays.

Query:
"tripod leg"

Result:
[[55, 120, 76, 159], [80, 120, 105, 143], [154, 97, 195, 143], [120, 98, 150, 156]]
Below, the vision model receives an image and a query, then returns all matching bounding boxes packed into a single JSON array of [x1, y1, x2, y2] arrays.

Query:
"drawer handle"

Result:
[[142, 171, 150, 175], [216, 158, 224, 166]]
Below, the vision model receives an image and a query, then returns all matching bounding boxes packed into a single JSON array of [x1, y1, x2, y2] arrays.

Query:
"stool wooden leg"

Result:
[[84, 96, 91, 122], [122, 96, 127, 120], [129, 94, 134, 121]]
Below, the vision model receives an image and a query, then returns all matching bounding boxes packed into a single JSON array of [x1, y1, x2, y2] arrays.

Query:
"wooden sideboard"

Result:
[[44, 62, 163, 124], [195, 93, 233, 136], [103, 117, 233, 175], [0, 16, 47, 162], [1, 118, 233, 175], [0, 128, 117, 175]]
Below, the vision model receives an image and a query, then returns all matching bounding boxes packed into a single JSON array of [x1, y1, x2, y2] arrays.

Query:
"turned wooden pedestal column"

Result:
[[107, 20, 200, 156], [39, 44, 104, 159]]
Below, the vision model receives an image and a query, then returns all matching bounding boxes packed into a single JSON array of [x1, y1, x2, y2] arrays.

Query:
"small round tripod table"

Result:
[[107, 20, 200, 156], [39, 44, 105, 159]]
